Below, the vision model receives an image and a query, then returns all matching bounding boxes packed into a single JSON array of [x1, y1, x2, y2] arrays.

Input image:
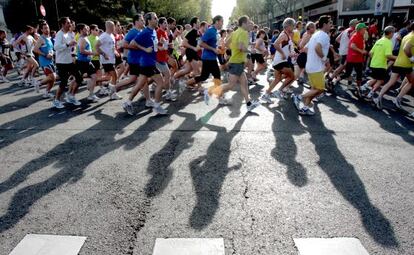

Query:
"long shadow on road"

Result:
[[189, 113, 256, 230], [301, 104, 399, 247]]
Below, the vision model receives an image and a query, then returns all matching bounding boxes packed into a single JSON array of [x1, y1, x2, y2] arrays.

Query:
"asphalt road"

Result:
[[0, 70, 413, 255]]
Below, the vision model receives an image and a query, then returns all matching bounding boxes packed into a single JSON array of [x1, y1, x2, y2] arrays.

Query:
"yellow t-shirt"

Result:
[[229, 28, 248, 64], [292, 30, 301, 47], [394, 32, 414, 68], [370, 37, 392, 69]]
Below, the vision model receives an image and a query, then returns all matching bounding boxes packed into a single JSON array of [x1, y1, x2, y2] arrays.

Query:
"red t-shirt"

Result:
[[368, 25, 378, 37], [156, 28, 169, 63], [346, 32, 365, 63]]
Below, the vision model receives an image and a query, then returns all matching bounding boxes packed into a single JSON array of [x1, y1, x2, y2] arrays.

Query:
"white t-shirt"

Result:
[[99, 32, 115, 64], [54, 30, 73, 64], [305, 30, 330, 74], [272, 32, 293, 66], [338, 28, 352, 56]]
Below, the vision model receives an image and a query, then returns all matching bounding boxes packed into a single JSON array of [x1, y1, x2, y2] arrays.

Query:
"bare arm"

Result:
[[404, 41, 413, 57], [33, 37, 44, 56], [79, 38, 93, 55], [350, 43, 366, 55], [200, 41, 216, 53], [315, 43, 325, 59], [274, 33, 287, 59], [182, 38, 197, 51]]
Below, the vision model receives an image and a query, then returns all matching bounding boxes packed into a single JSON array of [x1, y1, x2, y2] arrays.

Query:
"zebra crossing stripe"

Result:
[[152, 238, 225, 255], [294, 237, 370, 255], [9, 234, 87, 255]]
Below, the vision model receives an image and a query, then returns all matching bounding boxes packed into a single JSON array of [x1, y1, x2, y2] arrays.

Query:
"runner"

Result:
[[292, 15, 332, 116], [122, 12, 167, 116], [361, 26, 396, 100], [53, 17, 82, 108], [251, 29, 268, 80], [341, 22, 368, 98], [96, 21, 117, 88], [205, 16, 260, 112], [76, 23, 99, 102], [156, 17, 176, 101], [185, 15, 223, 95], [14, 25, 39, 86], [374, 21, 414, 109], [261, 18, 296, 103], [296, 22, 316, 85], [0, 29, 13, 83], [174, 17, 201, 85], [33, 21, 56, 98]]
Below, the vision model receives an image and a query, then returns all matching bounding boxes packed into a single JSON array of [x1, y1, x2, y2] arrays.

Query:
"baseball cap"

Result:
[[356, 23, 367, 30], [349, 19, 359, 26]]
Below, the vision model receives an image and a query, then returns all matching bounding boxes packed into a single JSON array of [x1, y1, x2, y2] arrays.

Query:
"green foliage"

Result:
[[4, 0, 211, 32]]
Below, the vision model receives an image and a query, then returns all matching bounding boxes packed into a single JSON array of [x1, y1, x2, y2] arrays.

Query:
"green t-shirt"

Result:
[[229, 28, 248, 64], [88, 35, 99, 61], [395, 32, 414, 68], [370, 37, 392, 69]]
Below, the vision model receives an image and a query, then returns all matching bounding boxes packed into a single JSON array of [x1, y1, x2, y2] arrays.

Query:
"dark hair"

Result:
[[167, 17, 176, 25], [59, 17, 69, 28], [256, 29, 266, 38], [370, 19, 377, 25], [220, 29, 226, 37], [159, 17, 167, 25], [200, 21, 207, 28], [410, 21, 414, 31], [253, 25, 258, 29], [76, 23, 87, 32], [126, 23, 133, 30], [89, 24, 98, 31], [238, 16, 249, 27], [190, 17, 199, 27], [133, 14, 143, 25], [317, 15, 331, 29], [213, 15, 223, 24], [296, 21, 302, 28], [144, 12, 155, 26], [25, 25, 34, 32], [40, 22, 49, 30], [273, 29, 280, 35], [176, 25, 183, 31], [0, 29, 5, 36]]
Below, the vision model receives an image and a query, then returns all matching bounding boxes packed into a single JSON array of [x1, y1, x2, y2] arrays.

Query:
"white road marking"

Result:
[[294, 237, 370, 255], [152, 238, 225, 255]]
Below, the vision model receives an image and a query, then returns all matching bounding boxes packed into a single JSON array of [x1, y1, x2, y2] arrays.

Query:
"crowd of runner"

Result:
[[0, 12, 413, 117]]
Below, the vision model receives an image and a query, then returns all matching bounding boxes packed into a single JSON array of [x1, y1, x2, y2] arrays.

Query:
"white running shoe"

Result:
[[154, 104, 168, 115], [33, 79, 40, 93], [260, 93, 273, 104], [145, 99, 155, 108], [87, 94, 100, 102], [42, 92, 54, 99], [52, 99, 65, 109], [247, 100, 260, 112], [122, 101, 134, 115], [393, 98, 402, 109], [110, 92, 123, 100]]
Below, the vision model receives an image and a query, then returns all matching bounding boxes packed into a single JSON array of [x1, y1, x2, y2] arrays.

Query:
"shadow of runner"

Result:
[[264, 101, 308, 187], [301, 105, 398, 247], [144, 107, 220, 198], [0, 110, 151, 233], [189, 113, 255, 230]]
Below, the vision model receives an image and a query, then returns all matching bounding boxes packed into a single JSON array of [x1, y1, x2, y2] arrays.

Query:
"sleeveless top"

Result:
[[77, 36, 92, 62], [272, 31, 293, 66], [39, 35, 54, 67]]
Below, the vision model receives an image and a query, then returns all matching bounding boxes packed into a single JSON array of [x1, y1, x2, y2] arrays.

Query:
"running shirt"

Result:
[[201, 26, 218, 60], [0, 38, 11, 56], [25, 35, 35, 57], [272, 31, 293, 66], [255, 39, 266, 55], [54, 30, 74, 64], [229, 27, 248, 64], [124, 28, 141, 65], [134, 27, 157, 67], [185, 28, 199, 48], [156, 28, 169, 63], [292, 29, 301, 47], [77, 36, 92, 62], [114, 33, 124, 55], [338, 27, 354, 56], [305, 30, 330, 74], [88, 35, 99, 61], [369, 37, 392, 69], [346, 32, 365, 63], [394, 32, 414, 68], [98, 32, 116, 64], [39, 35, 54, 67]]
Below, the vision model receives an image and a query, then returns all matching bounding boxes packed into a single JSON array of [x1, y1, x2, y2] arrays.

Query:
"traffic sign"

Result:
[[40, 5, 46, 17]]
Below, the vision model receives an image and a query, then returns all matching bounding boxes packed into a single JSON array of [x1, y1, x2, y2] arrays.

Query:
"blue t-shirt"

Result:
[[134, 27, 157, 67], [201, 26, 218, 61], [77, 37, 92, 62], [125, 28, 141, 65], [39, 35, 53, 67]]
